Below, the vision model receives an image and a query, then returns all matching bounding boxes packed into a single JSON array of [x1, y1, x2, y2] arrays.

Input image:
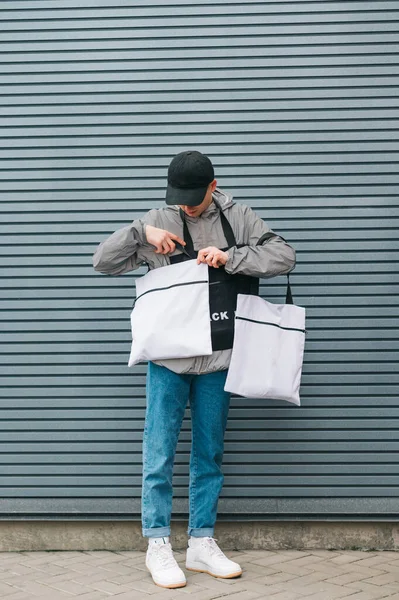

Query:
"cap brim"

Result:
[[165, 183, 208, 206]]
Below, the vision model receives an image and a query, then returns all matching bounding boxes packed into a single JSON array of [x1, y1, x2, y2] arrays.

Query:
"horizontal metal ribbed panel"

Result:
[[1, 0, 399, 520]]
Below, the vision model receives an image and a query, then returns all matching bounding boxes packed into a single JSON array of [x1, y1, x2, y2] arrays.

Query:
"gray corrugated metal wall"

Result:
[[1, 1, 398, 520]]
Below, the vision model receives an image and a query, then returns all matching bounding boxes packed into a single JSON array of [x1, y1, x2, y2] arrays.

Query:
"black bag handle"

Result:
[[256, 231, 294, 305], [179, 208, 294, 305]]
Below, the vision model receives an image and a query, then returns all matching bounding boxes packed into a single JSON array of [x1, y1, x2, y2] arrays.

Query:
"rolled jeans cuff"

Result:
[[187, 526, 215, 537], [142, 526, 171, 538]]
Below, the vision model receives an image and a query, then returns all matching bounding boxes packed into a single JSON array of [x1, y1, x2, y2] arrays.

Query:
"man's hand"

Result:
[[145, 225, 186, 254], [197, 246, 229, 268]]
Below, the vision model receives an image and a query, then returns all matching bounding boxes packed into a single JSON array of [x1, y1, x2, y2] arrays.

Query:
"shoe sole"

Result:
[[146, 566, 186, 588], [186, 566, 242, 578], [153, 579, 187, 588]]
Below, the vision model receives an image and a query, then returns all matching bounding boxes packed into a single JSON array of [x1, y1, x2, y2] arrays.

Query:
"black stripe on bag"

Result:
[[236, 316, 306, 334], [133, 279, 208, 306]]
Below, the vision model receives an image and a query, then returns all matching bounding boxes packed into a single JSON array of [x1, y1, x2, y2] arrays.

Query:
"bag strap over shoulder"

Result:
[[179, 207, 237, 255]]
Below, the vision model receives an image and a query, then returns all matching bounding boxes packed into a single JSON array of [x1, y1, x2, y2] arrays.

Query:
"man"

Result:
[[92, 150, 296, 589]]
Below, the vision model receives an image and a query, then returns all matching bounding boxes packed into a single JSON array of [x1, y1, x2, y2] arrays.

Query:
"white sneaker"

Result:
[[186, 536, 242, 578], [146, 537, 186, 588]]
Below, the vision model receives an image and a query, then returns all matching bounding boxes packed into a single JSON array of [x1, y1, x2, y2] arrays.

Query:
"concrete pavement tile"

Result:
[[94, 563, 134, 576], [0, 582, 25, 595], [240, 563, 280, 576], [107, 590, 176, 600], [22, 552, 79, 557], [213, 591, 263, 600], [0, 592, 38, 600], [66, 571, 117, 585], [247, 571, 299, 586], [325, 571, 379, 586], [270, 563, 315, 576], [250, 554, 309, 567], [223, 552, 261, 563], [382, 560, 399, 569], [283, 571, 339, 586], [381, 565, 399, 575], [80, 551, 116, 557], [104, 569, 156, 586], [84, 579, 133, 594], [291, 580, 357, 598], [0, 563, 42, 576], [351, 556, 398, 568], [121, 576, 180, 592], [236, 579, 272, 596], [11, 556, 67, 568], [187, 570, 239, 587], [52, 556, 94, 567], [128, 577, 178, 595], [114, 550, 147, 557], [362, 573, 399, 588], [47, 579, 97, 596], [0, 555, 31, 565], [171, 587, 232, 599], [2, 572, 50, 586], [304, 561, 349, 577], [63, 562, 113, 574], [302, 551, 342, 559], [163, 582, 210, 594], [115, 555, 147, 567], [64, 593, 106, 600], [35, 570, 101, 585], [345, 581, 399, 596], [331, 555, 374, 565], [185, 574, 239, 592], [240, 550, 278, 557], [343, 565, 387, 577], [280, 556, 328, 568], [24, 563, 70, 576], [10, 580, 72, 597], [345, 553, 382, 558], [260, 591, 301, 600], [303, 593, 379, 600], [278, 551, 315, 559], [86, 553, 128, 566]]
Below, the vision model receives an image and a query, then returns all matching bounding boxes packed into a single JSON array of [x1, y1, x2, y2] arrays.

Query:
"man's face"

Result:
[[179, 179, 217, 218]]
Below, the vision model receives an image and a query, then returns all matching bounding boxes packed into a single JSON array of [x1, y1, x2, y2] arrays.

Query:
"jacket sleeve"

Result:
[[224, 204, 296, 279], [92, 209, 158, 275]]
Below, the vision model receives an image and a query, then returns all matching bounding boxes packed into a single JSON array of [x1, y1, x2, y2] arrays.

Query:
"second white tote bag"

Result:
[[224, 278, 306, 405], [128, 260, 212, 367]]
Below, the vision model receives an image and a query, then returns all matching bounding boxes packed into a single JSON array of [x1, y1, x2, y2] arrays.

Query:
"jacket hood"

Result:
[[212, 187, 234, 211]]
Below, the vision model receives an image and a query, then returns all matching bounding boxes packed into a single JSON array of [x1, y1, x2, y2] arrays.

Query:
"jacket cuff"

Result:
[[224, 246, 237, 274], [131, 219, 146, 245]]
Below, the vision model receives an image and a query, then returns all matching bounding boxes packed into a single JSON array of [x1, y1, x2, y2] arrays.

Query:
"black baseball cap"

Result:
[[165, 150, 215, 206]]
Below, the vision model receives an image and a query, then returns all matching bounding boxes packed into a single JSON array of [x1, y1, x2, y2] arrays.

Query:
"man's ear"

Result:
[[211, 179, 217, 191]]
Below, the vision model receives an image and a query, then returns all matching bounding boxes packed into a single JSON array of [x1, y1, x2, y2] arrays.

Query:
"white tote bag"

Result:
[[224, 280, 306, 405], [128, 259, 212, 367]]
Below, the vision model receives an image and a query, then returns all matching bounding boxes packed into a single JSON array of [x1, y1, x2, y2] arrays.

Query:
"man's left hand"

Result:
[[197, 246, 229, 268]]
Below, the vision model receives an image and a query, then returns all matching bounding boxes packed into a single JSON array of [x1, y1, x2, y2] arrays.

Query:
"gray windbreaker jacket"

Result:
[[92, 188, 296, 374]]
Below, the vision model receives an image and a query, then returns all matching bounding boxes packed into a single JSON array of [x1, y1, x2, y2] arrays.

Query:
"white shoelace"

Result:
[[153, 542, 178, 568], [202, 537, 226, 559]]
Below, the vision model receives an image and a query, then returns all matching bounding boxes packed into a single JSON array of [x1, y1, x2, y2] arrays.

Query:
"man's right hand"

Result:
[[145, 225, 186, 255]]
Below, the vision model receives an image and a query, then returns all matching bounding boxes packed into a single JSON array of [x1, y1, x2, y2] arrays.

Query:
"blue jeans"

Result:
[[141, 361, 231, 538]]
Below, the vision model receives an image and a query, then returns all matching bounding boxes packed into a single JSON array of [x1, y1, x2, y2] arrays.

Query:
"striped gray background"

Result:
[[1, 1, 398, 520]]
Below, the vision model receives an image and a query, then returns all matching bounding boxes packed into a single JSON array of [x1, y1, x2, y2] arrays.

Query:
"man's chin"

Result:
[[182, 207, 200, 216]]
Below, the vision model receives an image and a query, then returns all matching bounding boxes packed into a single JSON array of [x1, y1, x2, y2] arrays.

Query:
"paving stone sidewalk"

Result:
[[0, 548, 399, 600]]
